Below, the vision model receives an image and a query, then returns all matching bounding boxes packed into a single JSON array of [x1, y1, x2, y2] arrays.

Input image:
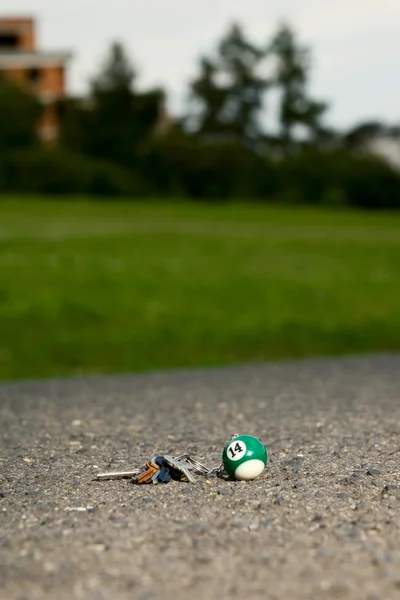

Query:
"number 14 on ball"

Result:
[[222, 435, 268, 480]]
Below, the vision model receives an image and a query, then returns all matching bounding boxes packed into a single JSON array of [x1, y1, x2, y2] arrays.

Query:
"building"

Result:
[[0, 17, 72, 142]]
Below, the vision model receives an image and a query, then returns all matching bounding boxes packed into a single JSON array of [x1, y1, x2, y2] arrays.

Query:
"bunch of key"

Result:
[[96, 454, 223, 484]]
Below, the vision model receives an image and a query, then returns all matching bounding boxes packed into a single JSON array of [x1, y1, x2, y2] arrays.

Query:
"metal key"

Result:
[[96, 457, 163, 483], [133, 461, 160, 484], [162, 455, 197, 483], [150, 465, 171, 484], [96, 468, 141, 480], [149, 456, 171, 484], [96, 461, 158, 484]]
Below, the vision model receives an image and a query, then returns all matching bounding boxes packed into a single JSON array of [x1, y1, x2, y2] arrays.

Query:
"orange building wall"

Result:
[[1, 66, 25, 84], [39, 104, 59, 142], [0, 17, 35, 50], [1, 65, 67, 141], [0, 17, 69, 142], [40, 65, 65, 97], [1, 64, 66, 98], [0, 17, 70, 141]]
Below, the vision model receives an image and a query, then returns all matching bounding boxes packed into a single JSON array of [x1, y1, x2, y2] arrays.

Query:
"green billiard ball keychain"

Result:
[[222, 434, 268, 480]]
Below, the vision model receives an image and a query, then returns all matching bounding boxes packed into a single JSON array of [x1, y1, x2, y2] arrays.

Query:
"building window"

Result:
[[0, 33, 19, 49], [28, 68, 41, 83]]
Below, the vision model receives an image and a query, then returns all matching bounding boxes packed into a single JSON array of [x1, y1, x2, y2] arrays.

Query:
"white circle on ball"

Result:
[[234, 459, 265, 481], [226, 440, 247, 461]]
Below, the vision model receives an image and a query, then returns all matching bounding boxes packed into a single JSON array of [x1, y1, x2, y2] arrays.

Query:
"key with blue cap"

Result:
[[149, 456, 171, 484]]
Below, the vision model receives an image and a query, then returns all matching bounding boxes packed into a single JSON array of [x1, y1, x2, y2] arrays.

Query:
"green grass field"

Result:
[[0, 197, 400, 381]]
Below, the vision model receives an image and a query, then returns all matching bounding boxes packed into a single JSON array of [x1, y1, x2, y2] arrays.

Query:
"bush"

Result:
[[2, 138, 400, 209], [336, 154, 400, 209], [276, 149, 400, 209], [140, 135, 400, 208], [138, 130, 280, 199], [276, 150, 329, 204], [0, 80, 42, 153], [5, 148, 138, 197]]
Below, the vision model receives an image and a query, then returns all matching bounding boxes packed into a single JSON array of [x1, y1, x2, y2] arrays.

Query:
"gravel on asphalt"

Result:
[[1, 354, 400, 600]]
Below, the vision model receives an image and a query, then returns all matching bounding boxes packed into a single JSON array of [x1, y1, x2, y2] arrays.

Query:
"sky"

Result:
[[6, 0, 400, 130]]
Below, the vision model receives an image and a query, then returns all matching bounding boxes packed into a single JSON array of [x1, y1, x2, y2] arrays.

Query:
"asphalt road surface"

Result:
[[1, 355, 400, 600]]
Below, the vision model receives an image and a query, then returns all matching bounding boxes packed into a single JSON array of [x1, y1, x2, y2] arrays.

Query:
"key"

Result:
[[157, 466, 172, 483], [146, 455, 195, 484], [149, 456, 164, 469], [148, 456, 171, 484], [96, 469, 141, 480], [133, 461, 160, 484], [162, 455, 197, 483], [150, 465, 171, 484]]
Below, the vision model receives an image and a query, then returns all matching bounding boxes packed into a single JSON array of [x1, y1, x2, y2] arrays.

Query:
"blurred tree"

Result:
[[0, 78, 42, 188], [188, 23, 269, 147], [0, 78, 41, 153], [61, 42, 164, 166], [92, 41, 136, 92], [343, 121, 385, 148], [269, 23, 328, 150], [188, 58, 226, 138]]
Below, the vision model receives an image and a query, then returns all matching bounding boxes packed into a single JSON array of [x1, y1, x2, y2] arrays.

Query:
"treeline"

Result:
[[1, 22, 400, 208]]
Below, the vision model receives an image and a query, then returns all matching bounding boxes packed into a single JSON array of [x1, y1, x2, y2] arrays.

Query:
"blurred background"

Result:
[[0, 1, 399, 381]]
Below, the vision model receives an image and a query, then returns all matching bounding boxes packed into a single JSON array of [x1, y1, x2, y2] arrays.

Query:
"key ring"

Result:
[[175, 454, 224, 476]]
